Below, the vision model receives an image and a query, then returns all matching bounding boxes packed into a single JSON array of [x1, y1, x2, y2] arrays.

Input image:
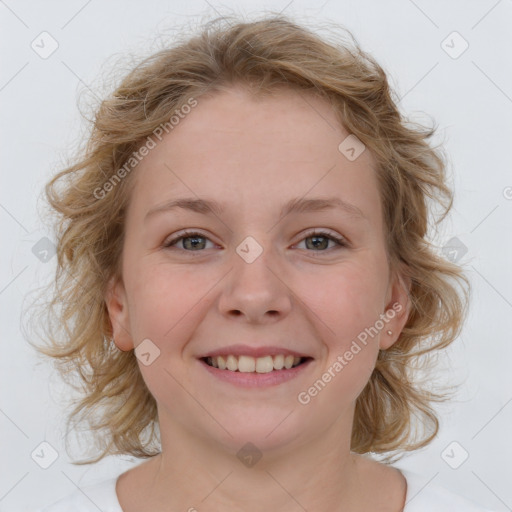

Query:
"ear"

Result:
[[105, 275, 134, 351], [379, 267, 412, 350]]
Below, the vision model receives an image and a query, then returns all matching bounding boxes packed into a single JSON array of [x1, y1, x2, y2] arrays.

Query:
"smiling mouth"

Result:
[[201, 354, 312, 373]]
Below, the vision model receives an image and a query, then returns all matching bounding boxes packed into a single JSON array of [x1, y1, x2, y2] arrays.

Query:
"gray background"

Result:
[[1, 0, 511, 510]]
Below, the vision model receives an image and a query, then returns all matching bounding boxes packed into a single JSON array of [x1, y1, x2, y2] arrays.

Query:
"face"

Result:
[[106, 86, 410, 456]]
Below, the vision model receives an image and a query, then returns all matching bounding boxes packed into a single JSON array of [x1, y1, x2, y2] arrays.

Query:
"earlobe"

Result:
[[379, 271, 412, 350], [105, 276, 134, 352]]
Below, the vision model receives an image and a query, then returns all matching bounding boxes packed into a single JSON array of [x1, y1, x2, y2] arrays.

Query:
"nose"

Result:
[[217, 239, 293, 324]]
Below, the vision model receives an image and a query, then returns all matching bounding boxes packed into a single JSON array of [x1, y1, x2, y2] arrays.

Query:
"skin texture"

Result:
[[106, 85, 411, 511]]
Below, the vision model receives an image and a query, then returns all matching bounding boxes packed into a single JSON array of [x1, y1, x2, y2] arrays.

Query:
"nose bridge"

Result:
[[218, 234, 292, 321]]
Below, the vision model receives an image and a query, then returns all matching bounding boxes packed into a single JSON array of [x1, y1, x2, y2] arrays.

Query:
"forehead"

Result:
[[127, 86, 381, 225]]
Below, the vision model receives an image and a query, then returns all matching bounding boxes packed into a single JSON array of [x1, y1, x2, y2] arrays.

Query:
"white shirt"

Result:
[[37, 468, 497, 511]]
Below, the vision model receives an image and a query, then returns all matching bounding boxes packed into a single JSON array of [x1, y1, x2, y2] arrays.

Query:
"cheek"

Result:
[[125, 263, 213, 405], [297, 255, 388, 342], [125, 261, 210, 344], [294, 256, 387, 398]]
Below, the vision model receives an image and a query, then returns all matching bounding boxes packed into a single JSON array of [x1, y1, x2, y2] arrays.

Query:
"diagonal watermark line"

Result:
[[163, 163, 234, 234], [163, 367, 233, 437], [0, 62, 29, 92], [60, 265, 133, 346], [264, 264, 336, 335], [61, 0, 93, 29], [0, 472, 29, 502], [61, 267, 103, 310], [472, 61, 512, 104], [164, 267, 234, 337], [471, 396, 512, 439], [404, 471, 439, 506], [201, 1, 256, 53], [0, 202, 29, 232], [0, 265, 28, 296], [61, 61, 101, 102], [305, 0, 330, 15], [278, 0, 294, 15], [471, 470, 511, 510], [265, 470, 309, 511], [408, 0, 439, 28], [0, 408, 29, 438], [200, 471, 234, 503], [55, 265, 134, 350], [298, 92, 339, 132], [471, 265, 512, 309], [60, 267, 131, 346], [265, 409, 295, 438], [0, 0, 29, 28], [471, 0, 503, 30], [61, 471, 104, 511], [398, 62, 439, 103], [266, 164, 337, 234], [470, 204, 499, 233], [203, 0, 228, 20]]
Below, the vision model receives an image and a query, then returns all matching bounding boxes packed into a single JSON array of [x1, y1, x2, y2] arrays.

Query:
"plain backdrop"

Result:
[[1, 0, 511, 510]]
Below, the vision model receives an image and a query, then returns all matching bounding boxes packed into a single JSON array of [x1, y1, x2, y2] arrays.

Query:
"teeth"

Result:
[[273, 354, 284, 370], [226, 355, 238, 371], [206, 354, 303, 372], [256, 356, 274, 373], [238, 355, 256, 372]]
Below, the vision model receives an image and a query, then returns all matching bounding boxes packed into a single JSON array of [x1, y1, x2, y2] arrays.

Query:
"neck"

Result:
[[140, 410, 365, 512]]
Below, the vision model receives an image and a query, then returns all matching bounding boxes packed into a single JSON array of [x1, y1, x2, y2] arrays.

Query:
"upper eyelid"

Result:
[[163, 230, 218, 247]]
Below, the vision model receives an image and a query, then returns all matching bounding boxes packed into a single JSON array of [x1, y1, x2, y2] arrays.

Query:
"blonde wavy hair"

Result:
[[28, 14, 469, 464]]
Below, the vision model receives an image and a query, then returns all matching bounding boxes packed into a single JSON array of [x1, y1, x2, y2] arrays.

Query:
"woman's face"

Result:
[[107, 86, 409, 455]]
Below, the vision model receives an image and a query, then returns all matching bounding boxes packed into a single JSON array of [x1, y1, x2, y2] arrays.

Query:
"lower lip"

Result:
[[198, 358, 314, 388]]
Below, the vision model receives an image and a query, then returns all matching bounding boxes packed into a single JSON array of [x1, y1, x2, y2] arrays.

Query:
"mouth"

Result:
[[200, 354, 313, 373], [198, 354, 314, 388]]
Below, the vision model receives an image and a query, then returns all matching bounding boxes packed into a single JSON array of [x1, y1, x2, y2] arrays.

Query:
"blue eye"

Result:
[[163, 229, 348, 252], [296, 230, 347, 251], [163, 231, 214, 251]]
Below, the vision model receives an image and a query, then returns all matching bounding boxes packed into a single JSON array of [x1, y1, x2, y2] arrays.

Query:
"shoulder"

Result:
[[36, 478, 122, 512], [399, 468, 498, 512]]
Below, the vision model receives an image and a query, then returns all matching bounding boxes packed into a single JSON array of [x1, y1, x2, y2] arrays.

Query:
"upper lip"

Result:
[[199, 344, 313, 359]]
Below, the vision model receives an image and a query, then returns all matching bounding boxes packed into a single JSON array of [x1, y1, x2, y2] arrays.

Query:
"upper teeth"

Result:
[[206, 354, 302, 373]]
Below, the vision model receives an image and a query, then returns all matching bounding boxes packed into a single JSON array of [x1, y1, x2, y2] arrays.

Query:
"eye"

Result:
[[163, 230, 215, 251], [295, 229, 348, 251]]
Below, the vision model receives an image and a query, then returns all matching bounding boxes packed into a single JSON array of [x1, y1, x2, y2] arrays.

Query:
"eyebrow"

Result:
[[144, 196, 367, 222]]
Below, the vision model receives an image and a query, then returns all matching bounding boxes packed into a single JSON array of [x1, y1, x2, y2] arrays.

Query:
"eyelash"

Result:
[[163, 229, 348, 253]]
